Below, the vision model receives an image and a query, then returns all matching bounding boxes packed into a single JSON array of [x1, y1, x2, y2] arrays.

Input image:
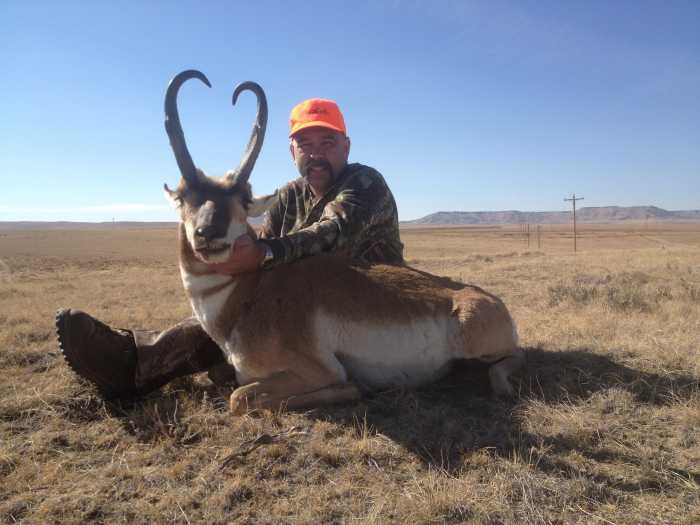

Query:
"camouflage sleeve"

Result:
[[264, 214, 341, 265], [257, 182, 334, 264], [262, 168, 398, 265], [258, 189, 285, 241]]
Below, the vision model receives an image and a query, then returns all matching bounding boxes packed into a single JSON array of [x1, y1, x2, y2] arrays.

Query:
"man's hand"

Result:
[[208, 234, 265, 275]]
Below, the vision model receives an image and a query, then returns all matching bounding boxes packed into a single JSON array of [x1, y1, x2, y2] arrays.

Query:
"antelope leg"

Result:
[[229, 371, 361, 415]]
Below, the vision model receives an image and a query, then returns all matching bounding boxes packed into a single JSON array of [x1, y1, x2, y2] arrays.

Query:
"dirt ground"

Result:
[[1, 222, 698, 524]]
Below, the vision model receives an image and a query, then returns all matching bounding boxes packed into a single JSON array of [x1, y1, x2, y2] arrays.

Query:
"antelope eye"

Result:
[[180, 191, 203, 208]]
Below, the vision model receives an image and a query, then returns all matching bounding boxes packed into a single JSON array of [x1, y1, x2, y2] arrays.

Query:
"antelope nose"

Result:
[[195, 225, 217, 240]]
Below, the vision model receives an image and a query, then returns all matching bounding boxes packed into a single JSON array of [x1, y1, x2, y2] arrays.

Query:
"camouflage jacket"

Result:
[[259, 163, 404, 266]]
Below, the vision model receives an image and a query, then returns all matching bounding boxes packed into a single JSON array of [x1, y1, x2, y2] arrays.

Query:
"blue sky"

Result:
[[2, 0, 698, 221]]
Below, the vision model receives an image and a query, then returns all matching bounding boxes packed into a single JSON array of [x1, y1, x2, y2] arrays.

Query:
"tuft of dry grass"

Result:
[[1, 223, 699, 524]]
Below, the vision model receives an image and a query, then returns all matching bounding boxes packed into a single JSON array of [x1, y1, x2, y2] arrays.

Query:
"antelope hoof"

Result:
[[488, 366, 515, 398], [229, 385, 257, 415]]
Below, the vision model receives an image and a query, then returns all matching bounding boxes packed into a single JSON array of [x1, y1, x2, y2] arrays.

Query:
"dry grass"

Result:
[[1, 223, 699, 524]]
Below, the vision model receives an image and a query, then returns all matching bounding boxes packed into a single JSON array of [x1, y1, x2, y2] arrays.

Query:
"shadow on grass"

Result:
[[306, 346, 699, 479], [68, 346, 698, 487], [518, 346, 698, 405]]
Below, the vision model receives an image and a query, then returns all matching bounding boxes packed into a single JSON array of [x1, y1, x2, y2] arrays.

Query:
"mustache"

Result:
[[303, 159, 333, 176]]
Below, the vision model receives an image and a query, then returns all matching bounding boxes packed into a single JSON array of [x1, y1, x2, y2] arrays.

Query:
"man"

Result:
[[56, 98, 404, 400]]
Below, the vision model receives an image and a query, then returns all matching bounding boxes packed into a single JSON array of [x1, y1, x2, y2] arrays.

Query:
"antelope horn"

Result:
[[164, 70, 211, 185], [229, 81, 268, 186]]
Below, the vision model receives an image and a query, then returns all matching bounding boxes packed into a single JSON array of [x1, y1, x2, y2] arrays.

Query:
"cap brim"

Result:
[[289, 120, 346, 137]]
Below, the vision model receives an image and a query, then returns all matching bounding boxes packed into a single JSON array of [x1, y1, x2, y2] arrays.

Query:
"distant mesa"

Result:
[[405, 206, 700, 225], [2, 206, 699, 231]]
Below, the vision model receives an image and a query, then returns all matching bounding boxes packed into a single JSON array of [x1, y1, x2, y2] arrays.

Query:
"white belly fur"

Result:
[[313, 308, 460, 390]]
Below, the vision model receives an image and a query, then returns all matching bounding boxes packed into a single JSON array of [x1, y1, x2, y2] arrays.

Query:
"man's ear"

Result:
[[344, 135, 351, 160], [248, 191, 278, 217], [289, 141, 297, 162]]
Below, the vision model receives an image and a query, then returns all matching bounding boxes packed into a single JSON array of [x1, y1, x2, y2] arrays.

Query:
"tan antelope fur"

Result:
[[163, 70, 523, 415]]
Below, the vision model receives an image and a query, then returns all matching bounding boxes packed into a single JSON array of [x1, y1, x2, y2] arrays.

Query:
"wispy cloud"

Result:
[[0, 203, 173, 222], [0, 203, 170, 214]]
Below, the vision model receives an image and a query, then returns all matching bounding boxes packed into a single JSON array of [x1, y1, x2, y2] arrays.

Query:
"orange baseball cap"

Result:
[[289, 98, 347, 137]]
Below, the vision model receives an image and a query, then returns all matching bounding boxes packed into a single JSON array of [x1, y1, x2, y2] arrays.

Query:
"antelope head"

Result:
[[163, 70, 275, 264]]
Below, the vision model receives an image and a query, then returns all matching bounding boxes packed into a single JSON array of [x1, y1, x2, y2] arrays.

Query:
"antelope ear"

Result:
[[248, 190, 278, 217], [163, 183, 181, 208]]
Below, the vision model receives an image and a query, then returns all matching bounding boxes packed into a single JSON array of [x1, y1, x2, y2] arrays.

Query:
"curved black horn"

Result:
[[230, 81, 268, 185], [164, 70, 211, 183]]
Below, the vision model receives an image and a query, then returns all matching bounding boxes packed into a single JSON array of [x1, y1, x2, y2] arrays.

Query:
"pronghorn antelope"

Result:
[[164, 70, 523, 415]]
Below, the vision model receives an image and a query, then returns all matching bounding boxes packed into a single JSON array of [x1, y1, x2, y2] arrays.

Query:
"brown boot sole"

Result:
[[56, 308, 135, 400]]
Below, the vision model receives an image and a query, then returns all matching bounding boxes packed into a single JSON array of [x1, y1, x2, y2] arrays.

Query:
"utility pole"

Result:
[[526, 223, 530, 248], [564, 193, 584, 252]]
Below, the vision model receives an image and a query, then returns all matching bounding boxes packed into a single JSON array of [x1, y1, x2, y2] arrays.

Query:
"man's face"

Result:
[[290, 127, 350, 196]]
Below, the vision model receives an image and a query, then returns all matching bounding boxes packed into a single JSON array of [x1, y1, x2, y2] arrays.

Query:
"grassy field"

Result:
[[1, 223, 699, 524]]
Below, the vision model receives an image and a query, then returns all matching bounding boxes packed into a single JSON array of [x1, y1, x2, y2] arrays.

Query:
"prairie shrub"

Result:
[[680, 278, 700, 302], [548, 272, 674, 312]]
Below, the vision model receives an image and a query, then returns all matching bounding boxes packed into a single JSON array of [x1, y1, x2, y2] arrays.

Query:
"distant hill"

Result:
[[406, 206, 700, 225]]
